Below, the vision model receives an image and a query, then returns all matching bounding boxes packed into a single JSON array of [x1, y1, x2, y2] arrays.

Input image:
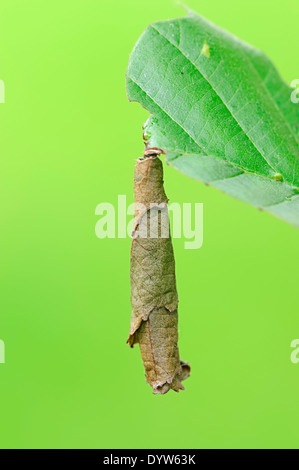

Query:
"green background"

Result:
[[0, 0, 299, 449]]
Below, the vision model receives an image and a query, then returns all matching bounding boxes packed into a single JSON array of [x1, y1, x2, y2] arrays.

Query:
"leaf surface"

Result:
[[126, 10, 299, 227]]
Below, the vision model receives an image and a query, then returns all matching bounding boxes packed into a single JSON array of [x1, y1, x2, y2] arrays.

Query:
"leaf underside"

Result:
[[126, 10, 299, 228]]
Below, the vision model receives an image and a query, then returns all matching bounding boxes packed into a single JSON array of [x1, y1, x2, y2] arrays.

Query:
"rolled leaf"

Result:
[[128, 152, 190, 394]]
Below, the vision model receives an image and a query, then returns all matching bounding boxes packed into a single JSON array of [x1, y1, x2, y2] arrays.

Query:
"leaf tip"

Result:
[[176, 2, 196, 16]]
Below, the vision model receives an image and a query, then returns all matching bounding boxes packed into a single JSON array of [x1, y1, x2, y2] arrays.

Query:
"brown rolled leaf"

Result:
[[128, 152, 190, 394]]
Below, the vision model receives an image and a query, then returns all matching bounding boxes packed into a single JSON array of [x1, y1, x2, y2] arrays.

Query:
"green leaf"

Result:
[[126, 9, 299, 228]]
